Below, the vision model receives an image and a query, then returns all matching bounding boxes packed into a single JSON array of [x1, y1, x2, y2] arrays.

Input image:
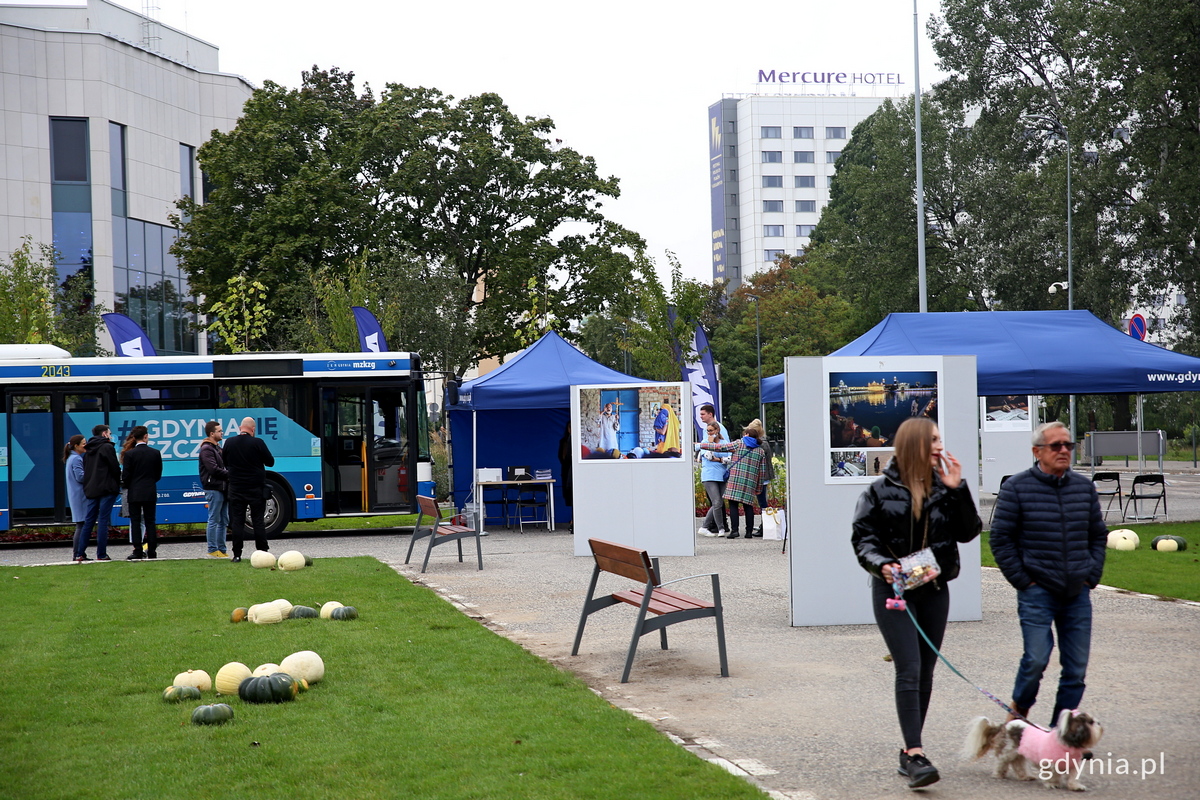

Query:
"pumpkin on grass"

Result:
[[304, 555, 314, 567], [250, 550, 276, 569], [238, 672, 298, 704], [319, 601, 343, 619], [279, 650, 325, 685], [330, 606, 358, 621], [251, 662, 280, 677], [163, 685, 202, 703], [215, 662, 252, 695], [191, 703, 234, 725], [288, 605, 318, 619], [271, 598, 294, 619], [277, 551, 306, 571], [252, 603, 283, 625], [173, 669, 212, 692], [231, 607, 249, 623]]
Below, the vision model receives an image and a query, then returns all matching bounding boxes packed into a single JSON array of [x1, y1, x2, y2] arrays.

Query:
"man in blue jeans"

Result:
[[79, 423, 121, 562], [989, 421, 1107, 727]]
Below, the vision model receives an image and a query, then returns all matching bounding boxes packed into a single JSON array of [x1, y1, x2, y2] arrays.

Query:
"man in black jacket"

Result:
[[223, 417, 275, 562], [990, 421, 1107, 727], [121, 425, 162, 559], [199, 420, 230, 558], [79, 424, 121, 561]]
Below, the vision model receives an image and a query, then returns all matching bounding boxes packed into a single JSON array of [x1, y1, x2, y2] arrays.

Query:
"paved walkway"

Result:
[[8, 524, 1196, 799]]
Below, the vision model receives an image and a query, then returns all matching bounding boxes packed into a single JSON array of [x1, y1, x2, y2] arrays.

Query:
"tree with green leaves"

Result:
[[174, 67, 644, 370], [0, 237, 108, 355], [207, 276, 273, 354]]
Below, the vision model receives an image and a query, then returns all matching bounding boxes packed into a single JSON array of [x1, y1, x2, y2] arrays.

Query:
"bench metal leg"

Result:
[[572, 566, 603, 656], [712, 575, 729, 678], [621, 590, 657, 683], [405, 522, 431, 565]]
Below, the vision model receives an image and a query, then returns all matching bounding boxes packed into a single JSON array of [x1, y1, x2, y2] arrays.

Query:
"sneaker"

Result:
[[96, 555, 112, 561], [208, 551, 229, 558], [74, 554, 92, 563], [897, 750, 911, 777], [126, 551, 146, 560], [698, 528, 720, 537], [903, 752, 940, 789]]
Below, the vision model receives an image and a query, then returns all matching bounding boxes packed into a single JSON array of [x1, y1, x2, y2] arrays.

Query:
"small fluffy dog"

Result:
[[963, 709, 1104, 791]]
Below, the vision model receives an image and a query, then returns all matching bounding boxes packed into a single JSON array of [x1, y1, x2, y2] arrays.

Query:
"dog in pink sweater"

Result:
[[964, 709, 1104, 791]]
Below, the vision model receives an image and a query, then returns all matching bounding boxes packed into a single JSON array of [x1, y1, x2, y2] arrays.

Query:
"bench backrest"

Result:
[[588, 538, 659, 586], [416, 495, 441, 522]]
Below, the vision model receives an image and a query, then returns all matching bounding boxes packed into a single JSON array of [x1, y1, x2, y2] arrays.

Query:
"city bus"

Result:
[[0, 347, 433, 537]]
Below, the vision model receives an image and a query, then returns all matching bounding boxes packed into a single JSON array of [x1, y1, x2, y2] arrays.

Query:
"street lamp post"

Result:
[[747, 295, 763, 427]]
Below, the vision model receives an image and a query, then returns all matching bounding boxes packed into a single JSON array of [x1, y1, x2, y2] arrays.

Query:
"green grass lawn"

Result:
[[980, 522, 1200, 602], [0, 558, 765, 800]]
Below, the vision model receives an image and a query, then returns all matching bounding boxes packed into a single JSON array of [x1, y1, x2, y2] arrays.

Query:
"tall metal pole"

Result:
[[913, 0, 928, 312], [748, 295, 763, 426], [1064, 126, 1076, 457]]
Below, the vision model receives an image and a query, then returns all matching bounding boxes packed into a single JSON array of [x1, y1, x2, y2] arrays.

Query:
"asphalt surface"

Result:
[[4, 471, 1199, 799]]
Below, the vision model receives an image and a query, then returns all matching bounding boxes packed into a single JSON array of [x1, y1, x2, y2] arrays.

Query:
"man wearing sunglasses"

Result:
[[989, 421, 1108, 728]]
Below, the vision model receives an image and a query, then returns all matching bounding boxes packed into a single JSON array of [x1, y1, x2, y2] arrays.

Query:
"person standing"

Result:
[[851, 417, 981, 789], [749, 418, 775, 539], [80, 424, 121, 561], [696, 420, 767, 539], [989, 421, 1107, 728], [120, 425, 162, 559], [697, 404, 729, 535], [223, 417, 275, 563], [199, 420, 230, 558], [697, 421, 730, 537], [63, 435, 89, 561]]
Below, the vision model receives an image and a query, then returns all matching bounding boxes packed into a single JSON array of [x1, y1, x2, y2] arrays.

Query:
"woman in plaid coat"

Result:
[[697, 420, 767, 538]]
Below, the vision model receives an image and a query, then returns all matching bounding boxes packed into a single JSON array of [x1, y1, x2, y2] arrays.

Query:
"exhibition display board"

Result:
[[785, 355, 982, 626]]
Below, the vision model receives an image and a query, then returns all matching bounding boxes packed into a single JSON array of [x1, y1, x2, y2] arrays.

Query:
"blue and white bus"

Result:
[[0, 347, 433, 537]]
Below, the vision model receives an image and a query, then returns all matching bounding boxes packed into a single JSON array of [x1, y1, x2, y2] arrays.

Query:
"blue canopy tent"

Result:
[[762, 310, 1200, 401], [447, 331, 646, 524]]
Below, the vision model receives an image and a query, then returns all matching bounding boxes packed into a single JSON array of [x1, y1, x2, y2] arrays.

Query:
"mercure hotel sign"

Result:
[[757, 69, 904, 85]]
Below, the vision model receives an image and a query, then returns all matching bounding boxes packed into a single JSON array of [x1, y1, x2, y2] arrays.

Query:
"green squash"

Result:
[[304, 555, 314, 567], [238, 672, 299, 704], [330, 605, 358, 621], [163, 685, 203, 703], [191, 703, 234, 725], [288, 605, 319, 619]]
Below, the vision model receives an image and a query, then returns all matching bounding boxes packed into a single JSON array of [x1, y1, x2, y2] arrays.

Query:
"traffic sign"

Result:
[[1129, 313, 1147, 340]]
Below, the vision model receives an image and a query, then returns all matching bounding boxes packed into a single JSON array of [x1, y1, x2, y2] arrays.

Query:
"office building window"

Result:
[[50, 118, 89, 182], [826, 126, 847, 139], [727, 120, 737, 133], [727, 144, 737, 157], [729, 242, 739, 254], [728, 193, 738, 206], [50, 117, 92, 287], [795, 200, 816, 213], [764, 225, 784, 237], [109, 122, 127, 218], [763, 200, 784, 213], [762, 175, 783, 188], [728, 169, 737, 181], [761, 126, 781, 138], [764, 249, 787, 262], [797, 225, 817, 237], [762, 150, 783, 163], [729, 217, 739, 230], [180, 144, 195, 200], [826, 150, 842, 163], [827, 176, 834, 188], [794, 150, 815, 163], [795, 175, 815, 188], [794, 126, 814, 139]]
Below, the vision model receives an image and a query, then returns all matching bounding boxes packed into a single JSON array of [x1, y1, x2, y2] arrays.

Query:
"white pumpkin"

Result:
[[277, 551, 306, 571], [1107, 529, 1140, 550], [214, 662, 252, 695], [279, 650, 325, 685], [247, 603, 264, 623], [1155, 537, 1179, 551], [252, 662, 281, 677], [252, 603, 283, 625], [250, 550, 276, 569], [173, 669, 212, 692], [319, 601, 344, 619], [272, 598, 294, 619]]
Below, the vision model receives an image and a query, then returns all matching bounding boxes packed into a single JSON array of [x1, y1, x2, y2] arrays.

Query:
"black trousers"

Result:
[[128, 499, 157, 557], [228, 496, 268, 557], [871, 577, 950, 750]]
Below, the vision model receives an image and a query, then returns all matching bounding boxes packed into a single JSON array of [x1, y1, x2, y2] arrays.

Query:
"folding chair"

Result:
[[405, 495, 483, 573], [1091, 472, 1123, 520], [513, 483, 550, 531], [1123, 474, 1166, 521]]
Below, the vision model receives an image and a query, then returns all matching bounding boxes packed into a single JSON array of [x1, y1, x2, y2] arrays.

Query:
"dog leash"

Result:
[[889, 580, 1052, 733]]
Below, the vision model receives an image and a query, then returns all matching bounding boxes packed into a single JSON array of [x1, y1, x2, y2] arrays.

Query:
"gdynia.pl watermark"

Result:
[[1040, 753, 1168, 782]]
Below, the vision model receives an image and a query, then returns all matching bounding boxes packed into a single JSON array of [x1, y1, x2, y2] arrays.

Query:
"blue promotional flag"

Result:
[[683, 324, 720, 437], [102, 313, 157, 357], [351, 306, 389, 353]]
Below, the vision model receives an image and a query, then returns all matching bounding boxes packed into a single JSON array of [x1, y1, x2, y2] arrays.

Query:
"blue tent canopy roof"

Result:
[[762, 310, 1200, 402], [452, 330, 645, 410]]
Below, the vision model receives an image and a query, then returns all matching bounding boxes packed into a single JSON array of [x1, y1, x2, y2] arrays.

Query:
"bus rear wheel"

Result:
[[248, 480, 291, 540]]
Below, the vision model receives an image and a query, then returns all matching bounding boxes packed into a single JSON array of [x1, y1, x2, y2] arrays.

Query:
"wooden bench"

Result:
[[406, 495, 483, 573], [571, 538, 729, 683]]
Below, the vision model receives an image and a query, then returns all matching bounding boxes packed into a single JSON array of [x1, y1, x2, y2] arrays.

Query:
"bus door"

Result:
[[5, 391, 105, 524], [319, 386, 412, 515], [368, 387, 410, 511]]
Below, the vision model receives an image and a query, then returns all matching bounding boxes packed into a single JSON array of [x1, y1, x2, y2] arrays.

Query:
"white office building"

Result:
[[0, 0, 252, 354], [708, 94, 888, 290]]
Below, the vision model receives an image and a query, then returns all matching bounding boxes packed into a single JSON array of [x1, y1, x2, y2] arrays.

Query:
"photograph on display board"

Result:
[[983, 395, 1032, 431], [576, 384, 686, 461], [827, 369, 939, 483]]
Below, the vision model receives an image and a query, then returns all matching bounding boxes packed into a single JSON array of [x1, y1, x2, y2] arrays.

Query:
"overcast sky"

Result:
[[81, 0, 949, 283]]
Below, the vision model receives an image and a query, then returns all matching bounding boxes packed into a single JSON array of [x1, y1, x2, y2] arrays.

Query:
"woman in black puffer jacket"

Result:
[[851, 417, 981, 789]]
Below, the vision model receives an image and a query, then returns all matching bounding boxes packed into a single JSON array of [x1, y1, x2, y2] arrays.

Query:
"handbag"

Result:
[[890, 514, 940, 591], [761, 507, 787, 540]]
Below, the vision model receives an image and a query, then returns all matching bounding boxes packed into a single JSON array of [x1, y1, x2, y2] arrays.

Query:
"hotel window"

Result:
[[797, 225, 817, 237], [795, 200, 816, 213], [764, 225, 784, 237], [795, 175, 815, 188], [763, 200, 784, 213], [794, 151, 815, 163], [794, 126, 814, 139], [764, 249, 786, 262], [762, 175, 783, 188], [761, 126, 781, 138], [762, 150, 783, 163], [826, 150, 842, 163], [826, 126, 847, 139]]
